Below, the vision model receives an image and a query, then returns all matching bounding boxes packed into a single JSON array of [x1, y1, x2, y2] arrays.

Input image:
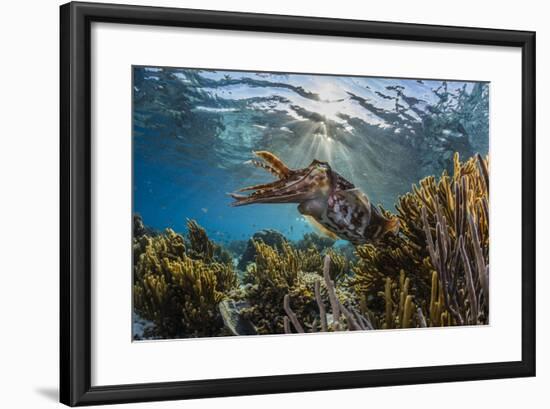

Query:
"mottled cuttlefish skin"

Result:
[[230, 151, 399, 244]]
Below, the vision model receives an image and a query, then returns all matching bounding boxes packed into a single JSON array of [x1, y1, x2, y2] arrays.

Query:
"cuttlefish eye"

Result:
[[311, 160, 330, 172]]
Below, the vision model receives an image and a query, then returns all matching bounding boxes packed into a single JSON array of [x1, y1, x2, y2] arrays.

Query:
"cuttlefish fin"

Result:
[[253, 151, 291, 178], [303, 215, 340, 240]]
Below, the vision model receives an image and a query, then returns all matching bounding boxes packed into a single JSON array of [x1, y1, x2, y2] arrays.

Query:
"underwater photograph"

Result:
[[132, 66, 490, 340]]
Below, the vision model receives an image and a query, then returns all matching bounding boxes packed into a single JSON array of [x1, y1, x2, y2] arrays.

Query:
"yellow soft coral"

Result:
[[242, 240, 350, 334], [133, 222, 238, 338], [350, 153, 489, 325]]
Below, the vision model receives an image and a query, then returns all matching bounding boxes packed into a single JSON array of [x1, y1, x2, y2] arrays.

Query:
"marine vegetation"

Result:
[[186, 219, 233, 264], [284, 152, 489, 333], [284, 256, 453, 332], [240, 240, 350, 334], [230, 151, 400, 244], [133, 152, 489, 339], [237, 229, 288, 271], [284, 256, 373, 333], [349, 152, 489, 326], [133, 219, 238, 338], [295, 232, 336, 253]]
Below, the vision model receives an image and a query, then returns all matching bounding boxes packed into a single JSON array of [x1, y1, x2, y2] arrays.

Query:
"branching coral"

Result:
[[295, 232, 335, 253], [186, 219, 215, 261], [350, 153, 489, 326], [424, 270, 452, 327], [238, 229, 287, 270], [242, 240, 350, 334], [416, 153, 489, 325], [288, 153, 489, 332], [284, 258, 456, 333], [284, 256, 373, 333], [244, 240, 301, 288], [186, 219, 233, 264], [133, 221, 238, 338], [421, 189, 489, 325], [284, 256, 433, 333], [376, 271, 416, 329], [325, 248, 348, 283]]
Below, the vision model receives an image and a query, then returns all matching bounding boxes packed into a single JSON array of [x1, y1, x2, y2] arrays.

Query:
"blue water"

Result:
[[133, 66, 489, 244]]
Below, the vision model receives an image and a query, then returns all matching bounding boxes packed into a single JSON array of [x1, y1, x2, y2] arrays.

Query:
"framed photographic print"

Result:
[[60, 1, 536, 406]]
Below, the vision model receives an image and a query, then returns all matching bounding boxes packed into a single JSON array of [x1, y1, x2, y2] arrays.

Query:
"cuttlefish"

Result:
[[229, 151, 399, 245]]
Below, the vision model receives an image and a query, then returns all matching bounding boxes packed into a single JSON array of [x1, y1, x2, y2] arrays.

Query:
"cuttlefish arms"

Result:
[[229, 151, 318, 206], [229, 178, 314, 206]]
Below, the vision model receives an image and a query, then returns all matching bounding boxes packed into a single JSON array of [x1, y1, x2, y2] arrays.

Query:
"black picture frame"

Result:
[[60, 1, 536, 406]]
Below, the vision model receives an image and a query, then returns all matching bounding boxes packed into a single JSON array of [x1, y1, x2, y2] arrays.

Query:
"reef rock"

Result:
[[133, 214, 157, 238], [237, 229, 287, 270], [219, 299, 257, 336]]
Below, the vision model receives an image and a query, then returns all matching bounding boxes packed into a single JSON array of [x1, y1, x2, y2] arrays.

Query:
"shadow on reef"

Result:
[[133, 152, 489, 339]]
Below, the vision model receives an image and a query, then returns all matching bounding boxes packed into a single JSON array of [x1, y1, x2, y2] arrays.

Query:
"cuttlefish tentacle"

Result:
[[229, 151, 399, 244], [237, 179, 287, 193], [250, 160, 280, 178]]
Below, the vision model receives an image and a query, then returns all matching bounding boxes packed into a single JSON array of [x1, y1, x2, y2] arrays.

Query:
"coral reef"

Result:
[[285, 153, 489, 332], [133, 221, 238, 338], [284, 256, 373, 333], [241, 240, 350, 334], [219, 299, 257, 336], [425, 270, 452, 327], [186, 219, 233, 264], [226, 239, 247, 258], [295, 232, 335, 253], [237, 229, 288, 270], [133, 214, 158, 238], [420, 186, 489, 325], [350, 153, 489, 325], [133, 152, 489, 339], [368, 271, 416, 329], [284, 257, 426, 332]]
